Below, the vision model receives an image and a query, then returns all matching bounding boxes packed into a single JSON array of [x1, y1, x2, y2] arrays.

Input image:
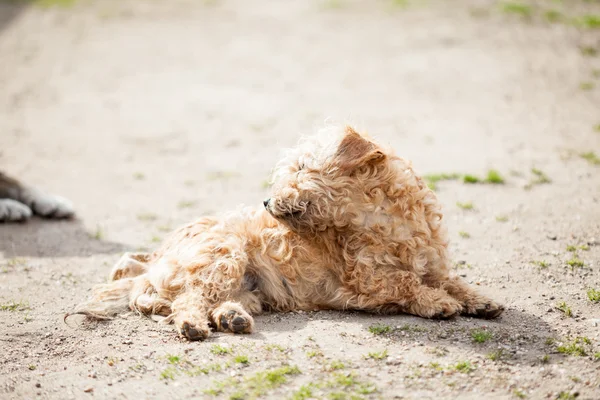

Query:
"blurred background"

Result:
[[0, 0, 598, 250]]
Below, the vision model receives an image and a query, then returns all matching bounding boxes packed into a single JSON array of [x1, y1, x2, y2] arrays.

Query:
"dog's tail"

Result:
[[65, 278, 136, 321]]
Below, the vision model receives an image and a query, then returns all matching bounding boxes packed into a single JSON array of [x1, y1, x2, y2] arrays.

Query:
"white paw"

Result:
[[31, 194, 74, 218], [0, 199, 32, 222]]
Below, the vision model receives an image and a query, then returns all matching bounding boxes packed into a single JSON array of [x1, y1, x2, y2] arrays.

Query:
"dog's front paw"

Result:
[[174, 313, 211, 341], [462, 298, 504, 319], [30, 193, 75, 219], [0, 199, 32, 222], [211, 302, 254, 334]]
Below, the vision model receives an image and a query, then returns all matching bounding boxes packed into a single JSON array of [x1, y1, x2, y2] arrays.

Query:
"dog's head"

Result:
[[264, 126, 396, 235]]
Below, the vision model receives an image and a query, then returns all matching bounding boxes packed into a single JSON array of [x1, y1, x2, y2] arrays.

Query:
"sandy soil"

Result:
[[1, 0, 600, 399]]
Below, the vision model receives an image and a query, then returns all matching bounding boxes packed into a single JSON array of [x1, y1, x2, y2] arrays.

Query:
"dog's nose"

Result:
[[263, 198, 270, 208]]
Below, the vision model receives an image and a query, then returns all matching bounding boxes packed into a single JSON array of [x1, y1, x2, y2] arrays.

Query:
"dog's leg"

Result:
[[210, 301, 254, 334], [0, 172, 74, 219], [0, 198, 32, 222], [170, 289, 211, 341], [437, 276, 504, 319], [109, 252, 151, 281], [343, 268, 463, 319]]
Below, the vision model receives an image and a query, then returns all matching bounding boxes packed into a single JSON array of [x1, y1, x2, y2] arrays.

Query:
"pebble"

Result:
[[83, 387, 93, 393], [35, 383, 41, 388]]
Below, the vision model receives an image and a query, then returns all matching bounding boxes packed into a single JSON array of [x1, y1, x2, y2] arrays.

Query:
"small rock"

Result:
[[547, 235, 557, 240], [35, 383, 41, 388], [83, 387, 93, 393]]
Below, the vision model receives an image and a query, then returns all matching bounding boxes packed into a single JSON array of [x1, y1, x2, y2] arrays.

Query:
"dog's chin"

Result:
[[267, 209, 306, 231]]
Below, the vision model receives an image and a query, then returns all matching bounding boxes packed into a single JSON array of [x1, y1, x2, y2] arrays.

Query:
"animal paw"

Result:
[[174, 313, 211, 341], [211, 302, 254, 334], [31, 194, 74, 219], [0, 199, 32, 222], [431, 299, 463, 319], [463, 298, 505, 319], [409, 292, 463, 319], [20, 187, 74, 219]]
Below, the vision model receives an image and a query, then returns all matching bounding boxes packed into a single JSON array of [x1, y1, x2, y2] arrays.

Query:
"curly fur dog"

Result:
[[73, 126, 504, 340], [0, 171, 74, 222]]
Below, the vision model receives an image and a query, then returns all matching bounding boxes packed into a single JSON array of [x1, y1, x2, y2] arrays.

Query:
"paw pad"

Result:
[[216, 309, 252, 334], [180, 322, 208, 341]]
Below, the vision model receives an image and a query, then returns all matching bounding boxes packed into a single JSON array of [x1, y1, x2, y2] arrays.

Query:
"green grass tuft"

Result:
[[306, 350, 323, 358], [501, 2, 532, 17], [531, 168, 551, 184], [210, 344, 232, 355], [177, 200, 197, 209], [557, 337, 591, 357], [471, 329, 493, 343], [557, 392, 577, 400], [574, 14, 600, 29], [366, 349, 388, 360], [452, 361, 475, 373], [137, 213, 157, 221], [580, 81, 595, 90], [423, 173, 461, 190], [291, 385, 314, 400], [556, 301, 572, 317], [495, 215, 509, 222], [566, 257, 584, 269], [486, 349, 505, 361], [530, 260, 549, 268], [580, 152, 600, 165], [0, 300, 30, 312], [459, 231, 471, 239], [544, 9, 562, 23], [245, 365, 301, 396], [160, 367, 177, 380], [463, 174, 480, 184], [587, 288, 600, 303], [166, 354, 182, 364], [328, 360, 346, 371], [581, 46, 598, 57], [368, 324, 392, 335], [485, 169, 505, 184], [234, 355, 249, 364], [456, 201, 474, 210]]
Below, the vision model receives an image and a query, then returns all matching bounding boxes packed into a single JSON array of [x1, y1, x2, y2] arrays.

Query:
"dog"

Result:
[[0, 171, 74, 222], [72, 126, 504, 340]]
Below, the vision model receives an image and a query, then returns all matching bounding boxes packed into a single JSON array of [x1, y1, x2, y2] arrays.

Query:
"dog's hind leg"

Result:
[[341, 267, 464, 319], [437, 276, 504, 319], [109, 252, 151, 281]]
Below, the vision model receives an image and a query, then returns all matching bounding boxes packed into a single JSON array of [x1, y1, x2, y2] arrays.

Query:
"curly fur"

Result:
[[72, 126, 504, 340]]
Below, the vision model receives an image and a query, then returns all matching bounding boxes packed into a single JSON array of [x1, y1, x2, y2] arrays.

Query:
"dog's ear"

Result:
[[335, 126, 386, 173]]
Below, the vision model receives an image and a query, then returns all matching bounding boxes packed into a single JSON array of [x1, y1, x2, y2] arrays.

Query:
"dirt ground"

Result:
[[1, 0, 599, 399]]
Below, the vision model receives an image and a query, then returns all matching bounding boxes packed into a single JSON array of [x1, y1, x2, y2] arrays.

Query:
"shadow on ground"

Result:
[[0, 218, 126, 257], [252, 307, 560, 366], [0, 1, 28, 34]]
